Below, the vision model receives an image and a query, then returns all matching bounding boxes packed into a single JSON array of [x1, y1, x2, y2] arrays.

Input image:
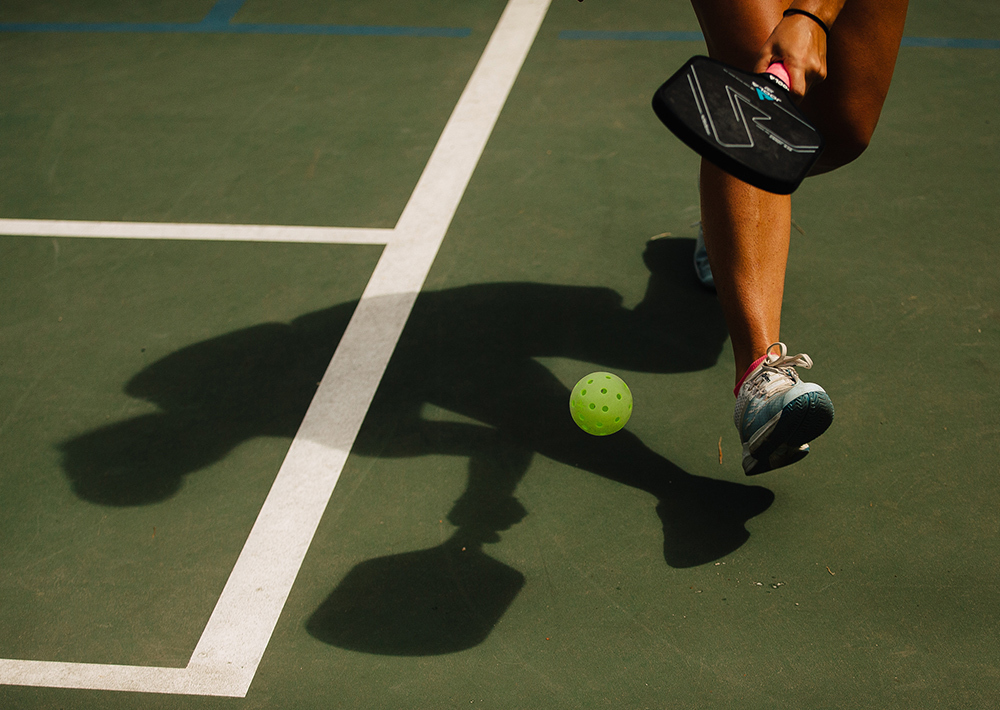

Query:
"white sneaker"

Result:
[[734, 343, 834, 475], [693, 224, 715, 289]]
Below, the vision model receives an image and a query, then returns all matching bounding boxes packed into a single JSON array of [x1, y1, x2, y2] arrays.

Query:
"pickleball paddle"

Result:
[[652, 56, 824, 194]]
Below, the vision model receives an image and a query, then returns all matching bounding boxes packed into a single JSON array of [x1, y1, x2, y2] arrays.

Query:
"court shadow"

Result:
[[307, 535, 526, 656], [61, 317, 348, 506], [59, 237, 774, 654]]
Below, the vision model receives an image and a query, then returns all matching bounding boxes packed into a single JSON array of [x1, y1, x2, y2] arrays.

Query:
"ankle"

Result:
[[734, 354, 769, 396]]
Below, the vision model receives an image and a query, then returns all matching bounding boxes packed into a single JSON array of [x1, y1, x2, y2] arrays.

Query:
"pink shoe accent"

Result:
[[734, 354, 769, 397]]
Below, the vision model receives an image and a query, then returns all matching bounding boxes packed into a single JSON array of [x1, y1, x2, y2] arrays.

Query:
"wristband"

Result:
[[782, 8, 831, 37]]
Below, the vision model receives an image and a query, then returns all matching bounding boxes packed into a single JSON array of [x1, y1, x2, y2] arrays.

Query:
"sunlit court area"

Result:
[[1, 1, 998, 707]]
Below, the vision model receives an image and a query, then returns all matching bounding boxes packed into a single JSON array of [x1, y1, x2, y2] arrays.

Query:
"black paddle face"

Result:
[[652, 56, 824, 194]]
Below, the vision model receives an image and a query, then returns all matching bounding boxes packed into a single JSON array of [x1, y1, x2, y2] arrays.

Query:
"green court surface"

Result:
[[1, 1, 998, 708]]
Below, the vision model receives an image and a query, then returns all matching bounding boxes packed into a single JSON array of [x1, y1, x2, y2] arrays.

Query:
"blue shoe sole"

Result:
[[743, 391, 835, 475]]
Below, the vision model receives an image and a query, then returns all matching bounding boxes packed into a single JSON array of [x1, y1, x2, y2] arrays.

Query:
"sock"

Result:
[[734, 354, 769, 397]]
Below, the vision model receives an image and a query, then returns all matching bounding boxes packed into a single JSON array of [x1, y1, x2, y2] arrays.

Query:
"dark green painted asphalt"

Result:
[[1, 1, 998, 708]]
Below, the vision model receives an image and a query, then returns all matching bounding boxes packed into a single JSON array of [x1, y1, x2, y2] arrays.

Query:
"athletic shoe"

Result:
[[734, 343, 834, 475], [693, 224, 715, 289]]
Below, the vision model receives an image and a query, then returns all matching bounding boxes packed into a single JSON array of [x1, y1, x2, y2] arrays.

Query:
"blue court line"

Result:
[[0, 0, 471, 38], [0, 21, 472, 38], [560, 30, 704, 42], [558, 29, 1000, 49]]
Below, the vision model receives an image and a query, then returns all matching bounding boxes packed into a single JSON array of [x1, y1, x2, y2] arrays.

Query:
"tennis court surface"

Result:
[[2, 1, 998, 707]]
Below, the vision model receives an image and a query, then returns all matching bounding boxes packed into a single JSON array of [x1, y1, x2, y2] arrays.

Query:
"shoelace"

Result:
[[747, 343, 814, 397]]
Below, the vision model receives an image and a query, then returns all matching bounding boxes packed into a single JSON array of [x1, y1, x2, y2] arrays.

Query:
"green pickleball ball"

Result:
[[569, 372, 633, 436]]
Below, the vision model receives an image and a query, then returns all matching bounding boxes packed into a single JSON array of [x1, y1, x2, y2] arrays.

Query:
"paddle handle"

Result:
[[765, 62, 791, 90]]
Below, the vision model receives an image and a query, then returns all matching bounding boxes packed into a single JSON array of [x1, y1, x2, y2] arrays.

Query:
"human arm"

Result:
[[754, 1, 847, 97]]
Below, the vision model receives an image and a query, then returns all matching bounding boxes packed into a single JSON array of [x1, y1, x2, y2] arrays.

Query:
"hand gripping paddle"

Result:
[[652, 56, 824, 194]]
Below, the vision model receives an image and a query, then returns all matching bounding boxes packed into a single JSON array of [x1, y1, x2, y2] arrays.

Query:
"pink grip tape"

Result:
[[765, 62, 791, 89]]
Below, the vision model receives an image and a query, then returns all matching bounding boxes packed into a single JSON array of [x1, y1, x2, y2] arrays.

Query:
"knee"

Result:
[[809, 110, 879, 173], [804, 81, 891, 172], [819, 127, 872, 171]]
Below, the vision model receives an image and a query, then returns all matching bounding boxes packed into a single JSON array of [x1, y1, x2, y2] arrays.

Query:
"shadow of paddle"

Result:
[[307, 534, 527, 656], [59, 237, 774, 655]]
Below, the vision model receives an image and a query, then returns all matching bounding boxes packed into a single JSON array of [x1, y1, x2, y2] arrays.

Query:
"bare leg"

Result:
[[689, 0, 909, 385], [689, 0, 790, 385], [803, 0, 910, 171], [700, 162, 790, 384]]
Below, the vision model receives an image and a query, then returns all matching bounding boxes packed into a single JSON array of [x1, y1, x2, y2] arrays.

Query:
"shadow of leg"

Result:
[[497, 371, 775, 569], [554, 429, 775, 568], [656, 475, 775, 568]]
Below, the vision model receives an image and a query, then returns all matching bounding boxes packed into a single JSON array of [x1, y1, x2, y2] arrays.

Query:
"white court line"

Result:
[[0, 0, 552, 698], [0, 218, 393, 244]]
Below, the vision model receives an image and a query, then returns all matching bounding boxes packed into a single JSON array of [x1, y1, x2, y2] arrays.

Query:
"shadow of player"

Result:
[[59, 237, 774, 655]]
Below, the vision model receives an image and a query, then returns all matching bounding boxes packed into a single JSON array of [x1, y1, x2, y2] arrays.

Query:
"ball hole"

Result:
[[614, 417, 621, 423], [616, 394, 622, 400], [602, 406, 609, 412], [589, 403, 596, 410], [601, 388, 608, 395], [587, 379, 594, 384], [581, 389, 587, 396]]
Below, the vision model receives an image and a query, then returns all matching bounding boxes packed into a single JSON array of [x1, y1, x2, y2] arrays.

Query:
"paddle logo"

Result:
[[754, 85, 779, 102]]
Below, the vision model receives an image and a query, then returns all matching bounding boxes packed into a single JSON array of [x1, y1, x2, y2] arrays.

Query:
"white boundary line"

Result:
[[0, 0, 551, 698], [0, 219, 394, 244]]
